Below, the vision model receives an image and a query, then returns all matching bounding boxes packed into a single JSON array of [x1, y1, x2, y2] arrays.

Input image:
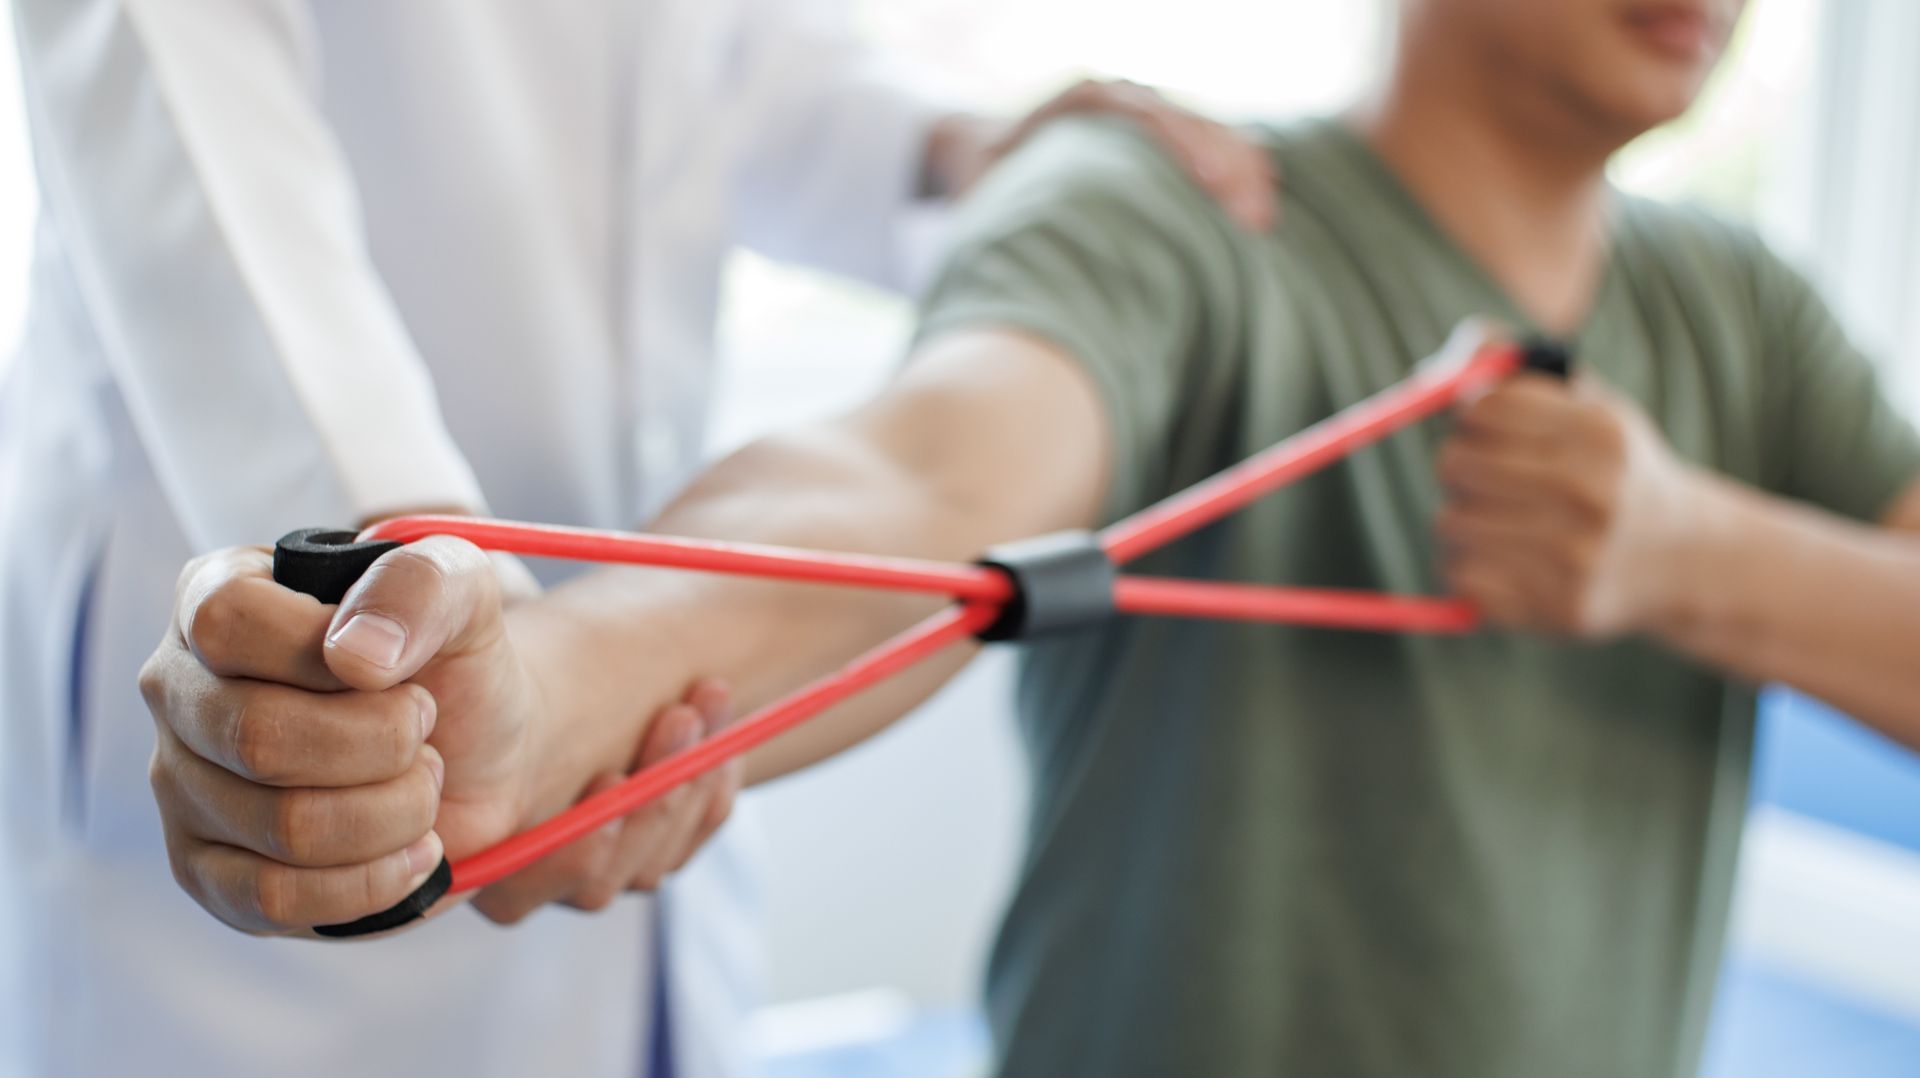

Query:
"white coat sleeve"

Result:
[[726, 0, 956, 293], [12, 0, 486, 550]]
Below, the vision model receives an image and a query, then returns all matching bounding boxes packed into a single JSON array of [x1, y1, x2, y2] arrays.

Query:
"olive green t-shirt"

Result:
[[914, 118, 1920, 1078]]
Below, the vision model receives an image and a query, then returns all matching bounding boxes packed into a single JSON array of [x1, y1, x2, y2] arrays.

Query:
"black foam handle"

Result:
[[1520, 336, 1575, 380], [273, 527, 453, 938], [274, 527, 403, 604]]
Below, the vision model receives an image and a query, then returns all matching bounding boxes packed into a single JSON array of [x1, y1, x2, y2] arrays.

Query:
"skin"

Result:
[[145, 0, 1920, 936]]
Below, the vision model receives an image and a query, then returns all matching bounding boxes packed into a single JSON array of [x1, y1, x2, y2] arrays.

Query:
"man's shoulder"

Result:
[[952, 116, 1260, 250], [1614, 194, 1794, 285]]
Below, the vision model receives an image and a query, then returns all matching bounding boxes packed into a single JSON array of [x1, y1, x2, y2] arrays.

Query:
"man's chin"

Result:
[[1582, 68, 1712, 143], [1611, 47, 1719, 125]]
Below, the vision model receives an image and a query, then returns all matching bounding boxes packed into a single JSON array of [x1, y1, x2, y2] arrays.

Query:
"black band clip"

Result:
[[975, 530, 1117, 643]]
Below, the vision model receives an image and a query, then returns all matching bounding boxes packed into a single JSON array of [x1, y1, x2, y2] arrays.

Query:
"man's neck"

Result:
[[1353, 52, 1622, 335]]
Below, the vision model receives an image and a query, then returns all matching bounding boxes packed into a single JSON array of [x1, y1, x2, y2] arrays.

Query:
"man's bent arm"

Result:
[[1647, 476, 1920, 751]]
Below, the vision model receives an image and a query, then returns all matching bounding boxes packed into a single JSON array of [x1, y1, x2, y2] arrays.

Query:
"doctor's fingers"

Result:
[[598, 704, 736, 901], [619, 688, 742, 893], [169, 828, 445, 937], [468, 775, 625, 924], [151, 724, 444, 869], [1028, 79, 1277, 232], [468, 707, 708, 922], [140, 645, 436, 787], [620, 757, 741, 897], [173, 546, 344, 691], [468, 691, 738, 922]]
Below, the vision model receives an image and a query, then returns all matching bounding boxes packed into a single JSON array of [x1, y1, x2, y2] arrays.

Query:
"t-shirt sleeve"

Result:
[[1753, 242, 1920, 522], [912, 118, 1247, 521]]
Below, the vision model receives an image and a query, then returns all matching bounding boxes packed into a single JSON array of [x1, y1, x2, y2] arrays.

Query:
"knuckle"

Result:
[[565, 830, 617, 886], [386, 543, 456, 588], [147, 745, 177, 803], [1567, 481, 1613, 524], [136, 652, 169, 712], [356, 858, 396, 919], [269, 789, 328, 865], [404, 763, 441, 829], [165, 842, 201, 899], [400, 536, 491, 593], [384, 692, 426, 775], [251, 861, 303, 929], [1555, 544, 1593, 584], [186, 585, 247, 671], [229, 698, 289, 783], [175, 553, 212, 597], [365, 538, 499, 629], [145, 745, 185, 803], [1454, 401, 1494, 436]]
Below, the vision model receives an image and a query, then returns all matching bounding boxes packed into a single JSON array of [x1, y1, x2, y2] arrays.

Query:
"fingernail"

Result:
[[415, 688, 437, 743], [403, 832, 442, 882], [422, 746, 445, 793], [328, 612, 407, 669]]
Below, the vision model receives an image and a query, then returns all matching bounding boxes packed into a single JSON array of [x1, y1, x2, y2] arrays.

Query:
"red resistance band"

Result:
[[274, 334, 1556, 936]]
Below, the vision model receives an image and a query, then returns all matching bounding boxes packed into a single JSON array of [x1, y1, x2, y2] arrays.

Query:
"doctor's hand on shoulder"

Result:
[[141, 537, 737, 936]]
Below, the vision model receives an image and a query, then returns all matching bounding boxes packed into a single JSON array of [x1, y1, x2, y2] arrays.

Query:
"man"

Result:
[[0, 0, 1273, 1074], [141, 0, 1920, 1075]]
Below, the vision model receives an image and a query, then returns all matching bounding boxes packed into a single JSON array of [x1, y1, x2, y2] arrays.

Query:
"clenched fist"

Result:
[[1435, 373, 1704, 638], [141, 537, 738, 936]]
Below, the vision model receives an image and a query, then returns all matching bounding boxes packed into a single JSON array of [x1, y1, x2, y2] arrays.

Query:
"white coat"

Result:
[[0, 1, 943, 1075]]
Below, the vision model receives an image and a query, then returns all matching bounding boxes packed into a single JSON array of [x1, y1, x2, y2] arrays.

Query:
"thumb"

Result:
[[322, 535, 503, 691]]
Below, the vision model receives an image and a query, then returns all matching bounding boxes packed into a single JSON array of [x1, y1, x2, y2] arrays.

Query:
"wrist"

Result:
[[1632, 465, 1745, 640], [503, 584, 695, 825]]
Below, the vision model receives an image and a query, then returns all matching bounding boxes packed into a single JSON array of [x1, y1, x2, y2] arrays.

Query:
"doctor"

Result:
[[0, 1, 1273, 1076]]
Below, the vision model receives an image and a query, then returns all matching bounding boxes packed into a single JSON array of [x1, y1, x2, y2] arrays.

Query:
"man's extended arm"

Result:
[[141, 328, 1111, 933], [511, 330, 1110, 806]]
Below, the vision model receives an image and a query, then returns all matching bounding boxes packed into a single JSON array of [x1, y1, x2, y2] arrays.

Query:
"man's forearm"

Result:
[[507, 431, 976, 815], [1650, 475, 1920, 749], [502, 333, 1110, 819]]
